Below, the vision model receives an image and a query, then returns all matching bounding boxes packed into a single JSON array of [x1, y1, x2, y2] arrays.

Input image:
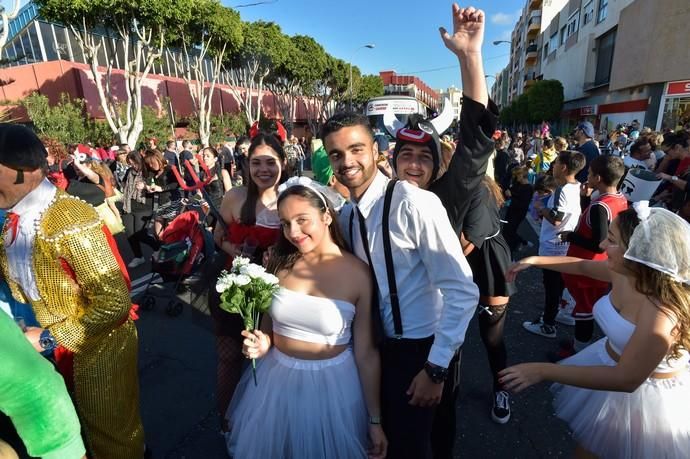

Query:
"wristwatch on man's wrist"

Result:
[[369, 416, 382, 425], [671, 175, 679, 182], [39, 329, 58, 355], [423, 361, 448, 384]]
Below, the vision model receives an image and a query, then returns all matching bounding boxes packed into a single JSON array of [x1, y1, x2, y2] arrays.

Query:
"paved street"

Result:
[[128, 240, 581, 459]]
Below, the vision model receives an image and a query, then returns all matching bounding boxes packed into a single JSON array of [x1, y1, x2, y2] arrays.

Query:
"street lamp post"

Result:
[[492, 40, 512, 46], [349, 44, 375, 111]]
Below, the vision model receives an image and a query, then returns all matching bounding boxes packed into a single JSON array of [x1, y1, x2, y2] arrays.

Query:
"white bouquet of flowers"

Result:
[[216, 256, 280, 384]]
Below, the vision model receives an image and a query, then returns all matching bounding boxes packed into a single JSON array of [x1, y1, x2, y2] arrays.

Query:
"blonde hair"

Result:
[[85, 160, 117, 195], [483, 176, 505, 207], [438, 141, 454, 177]]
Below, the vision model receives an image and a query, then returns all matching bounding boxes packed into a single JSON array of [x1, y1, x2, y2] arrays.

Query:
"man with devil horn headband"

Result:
[[321, 5, 489, 458], [0, 124, 144, 458]]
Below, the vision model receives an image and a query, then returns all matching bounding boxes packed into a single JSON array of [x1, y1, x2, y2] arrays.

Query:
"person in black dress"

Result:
[[502, 166, 534, 254], [383, 5, 516, 455], [459, 177, 516, 425]]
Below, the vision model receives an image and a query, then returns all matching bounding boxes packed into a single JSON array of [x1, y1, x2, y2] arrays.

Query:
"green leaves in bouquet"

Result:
[[219, 285, 244, 315]]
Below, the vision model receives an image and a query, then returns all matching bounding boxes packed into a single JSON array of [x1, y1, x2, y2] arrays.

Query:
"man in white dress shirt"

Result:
[[321, 8, 480, 456]]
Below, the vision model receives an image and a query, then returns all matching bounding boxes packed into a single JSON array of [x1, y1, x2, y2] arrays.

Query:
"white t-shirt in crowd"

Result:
[[623, 156, 650, 170], [539, 182, 582, 256]]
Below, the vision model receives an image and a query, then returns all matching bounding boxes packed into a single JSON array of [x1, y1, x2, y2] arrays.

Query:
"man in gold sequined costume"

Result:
[[0, 124, 144, 459]]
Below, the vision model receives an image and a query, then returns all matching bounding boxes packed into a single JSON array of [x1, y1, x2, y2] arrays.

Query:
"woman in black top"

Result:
[[200, 146, 232, 209], [120, 150, 178, 268], [142, 149, 182, 240]]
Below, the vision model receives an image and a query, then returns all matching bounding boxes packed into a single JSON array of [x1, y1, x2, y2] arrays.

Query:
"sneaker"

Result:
[[555, 309, 576, 326], [127, 257, 146, 268], [522, 318, 557, 338], [491, 390, 511, 424]]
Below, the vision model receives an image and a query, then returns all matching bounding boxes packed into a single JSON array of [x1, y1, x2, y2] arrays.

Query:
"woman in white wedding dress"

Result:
[[225, 177, 387, 459], [501, 203, 690, 459]]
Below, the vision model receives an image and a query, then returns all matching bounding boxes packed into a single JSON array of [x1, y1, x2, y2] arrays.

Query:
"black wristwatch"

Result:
[[423, 361, 448, 384], [39, 329, 58, 355]]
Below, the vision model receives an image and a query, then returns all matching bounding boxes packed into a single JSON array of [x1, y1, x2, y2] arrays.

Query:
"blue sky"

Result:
[[230, 0, 523, 91]]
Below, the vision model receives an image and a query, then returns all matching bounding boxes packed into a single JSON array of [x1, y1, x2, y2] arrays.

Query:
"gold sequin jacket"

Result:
[[0, 191, 132, 352]]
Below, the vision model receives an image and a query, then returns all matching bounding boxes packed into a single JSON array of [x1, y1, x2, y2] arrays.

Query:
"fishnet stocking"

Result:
[[216, 335, 245, 432]]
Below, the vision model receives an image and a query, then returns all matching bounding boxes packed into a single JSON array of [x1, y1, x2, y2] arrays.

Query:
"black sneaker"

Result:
[[491, 390, 511, 424]]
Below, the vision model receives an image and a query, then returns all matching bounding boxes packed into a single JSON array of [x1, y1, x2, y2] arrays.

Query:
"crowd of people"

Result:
[[1, 4, 689, 459]]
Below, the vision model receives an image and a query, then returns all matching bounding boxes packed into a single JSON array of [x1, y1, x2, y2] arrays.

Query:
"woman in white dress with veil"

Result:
[[225, 177, 387, 459], [501, 203, 690, 459]]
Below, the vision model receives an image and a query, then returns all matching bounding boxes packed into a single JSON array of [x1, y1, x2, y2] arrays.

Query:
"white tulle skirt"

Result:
[[551, 338, 690, 459], [225, 347, 368, 459]]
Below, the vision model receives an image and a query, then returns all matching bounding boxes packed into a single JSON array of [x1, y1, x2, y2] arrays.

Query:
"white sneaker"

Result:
[[555, 309, 575, 326], [522, 319, 557, 338], [127, 257, 146, 268]]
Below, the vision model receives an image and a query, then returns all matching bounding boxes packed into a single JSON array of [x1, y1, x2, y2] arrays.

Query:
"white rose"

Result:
[[234, 274, 251, 286], [260, 272, 279, 285], [244, 263, 266, 279], [216, 273, 237, 292], [232, 256, 250, 271]]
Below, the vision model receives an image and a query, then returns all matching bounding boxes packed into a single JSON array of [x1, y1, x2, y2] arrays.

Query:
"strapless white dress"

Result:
[[551, 294, 690, 459], [225, 289, 368, 459]]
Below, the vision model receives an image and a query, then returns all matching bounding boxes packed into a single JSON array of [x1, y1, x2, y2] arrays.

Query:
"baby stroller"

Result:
[[139, 202, 214, 316], [139, 152, 227, 316]]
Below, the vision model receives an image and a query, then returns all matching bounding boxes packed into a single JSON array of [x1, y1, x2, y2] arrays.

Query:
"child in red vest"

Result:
[[558, 155, 628, 358]]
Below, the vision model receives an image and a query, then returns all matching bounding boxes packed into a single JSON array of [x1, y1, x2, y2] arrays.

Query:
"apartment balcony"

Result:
[[527, 15, 541, 37], [523, 72, 542, 90], [529, 0, 542, 11], [525, 44, 538, 65]]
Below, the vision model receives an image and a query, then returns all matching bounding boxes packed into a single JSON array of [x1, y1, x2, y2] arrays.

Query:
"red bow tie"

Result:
[[4, 212, 19, 245]]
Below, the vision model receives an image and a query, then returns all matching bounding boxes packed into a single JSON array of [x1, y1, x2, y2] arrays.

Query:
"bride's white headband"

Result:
[[277, 176, 330, 209]]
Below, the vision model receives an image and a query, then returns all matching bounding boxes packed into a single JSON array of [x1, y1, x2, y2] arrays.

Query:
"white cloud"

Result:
[[491, 10, 521, 26]]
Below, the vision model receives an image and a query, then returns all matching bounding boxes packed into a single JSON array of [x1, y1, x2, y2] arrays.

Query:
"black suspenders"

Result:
[[349, 179, 403, 339]]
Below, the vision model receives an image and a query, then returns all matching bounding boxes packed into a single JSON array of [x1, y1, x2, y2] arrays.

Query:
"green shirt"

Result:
[[0, 310, 85, 459], [311, 146, 333, 186]]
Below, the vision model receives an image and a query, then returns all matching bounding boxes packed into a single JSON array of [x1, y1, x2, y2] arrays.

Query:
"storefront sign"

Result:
[[580, 105, 597, 116], [366, 99, 421, 116], [666, 81, 690, 96]]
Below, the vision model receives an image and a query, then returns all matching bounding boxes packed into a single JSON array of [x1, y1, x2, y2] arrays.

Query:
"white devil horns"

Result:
[[383, 97, 453, 138]]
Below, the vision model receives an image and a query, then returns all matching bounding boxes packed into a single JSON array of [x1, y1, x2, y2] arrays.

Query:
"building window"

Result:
[[53, 25, 71, 61], [4, 43, 16, 65], [40, 22, 58, 61], [597, 0, 608, 23], [27, 21, 44, 62], [549, 32, 558, 54], [567, 11, 579, 38], [594, 28, 616, 86], [543, 42, 549, 60], [20, 31, 34, 64], [559, 25, 567, 46], [583, 0, 595, 25]]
